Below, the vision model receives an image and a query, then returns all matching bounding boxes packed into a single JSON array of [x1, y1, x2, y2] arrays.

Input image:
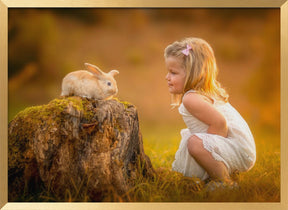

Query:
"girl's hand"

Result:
[[182, 92, 228, 138]]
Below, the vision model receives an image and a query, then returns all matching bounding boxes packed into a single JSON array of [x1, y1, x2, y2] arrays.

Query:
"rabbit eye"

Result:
[[107, 82, 111, 86]]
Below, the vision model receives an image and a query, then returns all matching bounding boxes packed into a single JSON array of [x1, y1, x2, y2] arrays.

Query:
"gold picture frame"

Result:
[[1, 0, 287, 209]]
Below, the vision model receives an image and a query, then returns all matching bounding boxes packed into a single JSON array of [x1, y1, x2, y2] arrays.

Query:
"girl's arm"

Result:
[[182, 92, 228, 138]]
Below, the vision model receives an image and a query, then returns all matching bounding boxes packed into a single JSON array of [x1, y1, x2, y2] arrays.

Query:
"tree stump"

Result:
[[8, 96, 155, 201]]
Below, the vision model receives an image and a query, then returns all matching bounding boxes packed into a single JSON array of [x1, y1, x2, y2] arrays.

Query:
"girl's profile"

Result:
[[164, 37, 256, 189]]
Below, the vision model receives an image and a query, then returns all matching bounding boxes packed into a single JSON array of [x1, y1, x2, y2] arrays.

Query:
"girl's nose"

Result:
[[165, 73, 170, 81]]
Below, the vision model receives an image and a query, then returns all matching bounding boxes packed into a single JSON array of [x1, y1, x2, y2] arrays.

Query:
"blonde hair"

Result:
[[164, 37, 229, 106]]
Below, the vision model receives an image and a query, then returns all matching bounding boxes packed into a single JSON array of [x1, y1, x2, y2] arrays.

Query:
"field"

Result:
[[91, 122, 280, 202], [16, 122, 279, 202], [138, 124, 280, 202]]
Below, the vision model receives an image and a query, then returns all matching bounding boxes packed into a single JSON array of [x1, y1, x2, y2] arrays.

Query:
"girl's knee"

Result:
[[187, 135, 203, 157]]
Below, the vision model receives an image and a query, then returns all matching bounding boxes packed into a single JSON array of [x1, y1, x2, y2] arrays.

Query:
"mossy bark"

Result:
[[8, 96, 154, 201]]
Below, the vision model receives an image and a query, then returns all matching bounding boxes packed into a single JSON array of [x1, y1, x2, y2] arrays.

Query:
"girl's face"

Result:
[[165, 56, 186, 94]]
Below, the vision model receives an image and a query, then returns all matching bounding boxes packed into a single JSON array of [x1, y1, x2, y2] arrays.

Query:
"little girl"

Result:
[[164, 37, 256, 186]]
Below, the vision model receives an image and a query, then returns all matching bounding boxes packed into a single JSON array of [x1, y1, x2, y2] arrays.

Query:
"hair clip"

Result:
[[181, 44, 192, 56]]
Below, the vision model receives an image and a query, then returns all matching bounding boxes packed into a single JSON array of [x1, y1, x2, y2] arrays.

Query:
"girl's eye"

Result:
[[107, 82, 111, 86]]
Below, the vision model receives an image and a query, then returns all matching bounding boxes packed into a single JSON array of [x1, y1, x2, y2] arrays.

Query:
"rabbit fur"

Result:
[[61, 63, 119, 100]]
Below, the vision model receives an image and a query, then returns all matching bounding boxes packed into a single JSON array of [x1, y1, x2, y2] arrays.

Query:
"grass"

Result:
[[13, 123, 280, 202], [120, 123, 281, 202]]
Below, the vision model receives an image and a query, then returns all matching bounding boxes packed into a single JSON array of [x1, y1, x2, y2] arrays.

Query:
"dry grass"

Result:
[[121, 124, 281, 202], [30, 124, 280, 202]]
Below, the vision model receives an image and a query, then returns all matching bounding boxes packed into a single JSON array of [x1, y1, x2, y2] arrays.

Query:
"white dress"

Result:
[[172, 90, 256, 180]]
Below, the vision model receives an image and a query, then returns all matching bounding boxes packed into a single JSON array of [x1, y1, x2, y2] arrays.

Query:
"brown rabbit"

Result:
[[61, 63, 119, 100]]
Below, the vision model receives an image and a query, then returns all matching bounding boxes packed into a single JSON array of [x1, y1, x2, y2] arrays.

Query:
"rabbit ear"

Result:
[[84, 63, 104, 76], [109, 70, 119, 77]]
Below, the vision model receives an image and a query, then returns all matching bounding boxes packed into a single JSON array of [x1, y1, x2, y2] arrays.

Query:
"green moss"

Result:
[[50, 96, 83, 112], [14, 105, 43, 120], [11, 96, 100, 130], [120, 101, 131, 109], [12, 97, 86, 135], [9, 97, 134, 145], [113, 98, 133, 110]]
